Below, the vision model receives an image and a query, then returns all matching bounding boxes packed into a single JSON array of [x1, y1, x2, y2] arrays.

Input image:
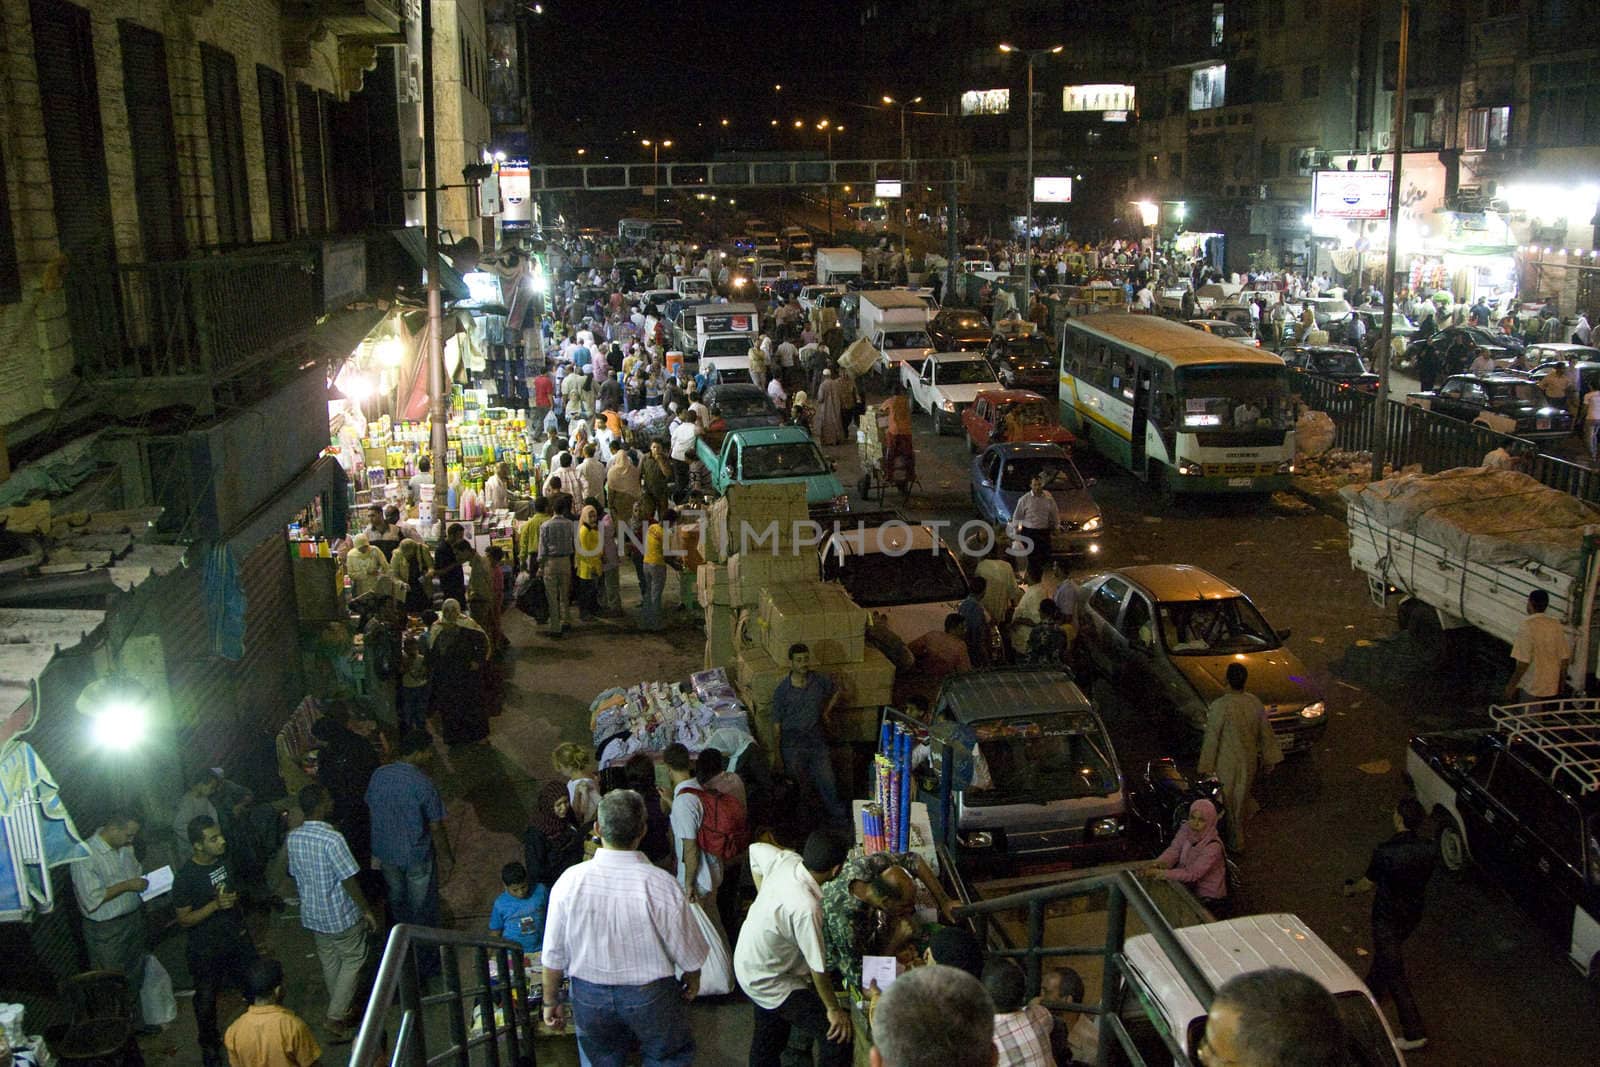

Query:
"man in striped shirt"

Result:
[[286, 784, 377, 1043], [71, 810, 158, 1036], [541, 789, 708, 1066]]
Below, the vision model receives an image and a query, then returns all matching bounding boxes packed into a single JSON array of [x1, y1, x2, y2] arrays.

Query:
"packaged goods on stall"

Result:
[[755, 582, 868, 665], [589, 668, 752, 767]]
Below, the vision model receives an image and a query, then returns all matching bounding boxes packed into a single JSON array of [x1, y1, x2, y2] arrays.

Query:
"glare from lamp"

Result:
[[375, 336, 404, 367], [342, 374, 374, 404], [91, 702, 148, 750]]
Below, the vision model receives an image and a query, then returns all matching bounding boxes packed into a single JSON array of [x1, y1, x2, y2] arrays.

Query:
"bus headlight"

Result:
[[1300, 701, 1325, 719], [1089, 817, 1125, 838], [1278, 460, 1296, 474], [1177, 460, 1204, 476]]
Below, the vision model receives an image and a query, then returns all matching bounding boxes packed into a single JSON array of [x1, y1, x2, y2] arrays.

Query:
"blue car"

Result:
[[970, 443, 1104, 559]]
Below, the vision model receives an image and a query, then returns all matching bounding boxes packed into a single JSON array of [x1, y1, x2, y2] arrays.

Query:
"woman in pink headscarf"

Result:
[[1144, 799, 1227, 910]]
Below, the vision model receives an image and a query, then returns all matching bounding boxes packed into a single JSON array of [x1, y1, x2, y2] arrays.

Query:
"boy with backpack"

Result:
[[661, 743, 748, 907]]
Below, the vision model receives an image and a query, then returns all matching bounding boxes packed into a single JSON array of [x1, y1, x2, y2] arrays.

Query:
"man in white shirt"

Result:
[[669, 410, 702, 498], [1506, 589, 1571, 704], [1469, 348, 1496, 377], [542, 790, 708, 1063], [1583, 383, 1600, 461], [736, 833, 852, 1066], [1009, 474, 1060, 582], [72, 810, 159, 1036]]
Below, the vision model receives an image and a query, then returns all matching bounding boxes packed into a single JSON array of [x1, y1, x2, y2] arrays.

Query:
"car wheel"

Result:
[[1438, 815, 1469, 872]]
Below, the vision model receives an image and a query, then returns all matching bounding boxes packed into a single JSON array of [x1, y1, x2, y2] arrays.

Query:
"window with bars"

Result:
[[201, 44, 251, 245], [1466, 105, 1510, 150], [1259, 143, 1280, 179]]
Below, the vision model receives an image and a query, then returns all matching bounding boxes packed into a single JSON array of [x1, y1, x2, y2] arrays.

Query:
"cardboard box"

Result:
[[705, 483, 812, 562], [727, 551, 817, 606], [756, 582, 868, 664], [827, 645, 897, 709], [697, 562, 733, 606], [703, 604, 740, 669]]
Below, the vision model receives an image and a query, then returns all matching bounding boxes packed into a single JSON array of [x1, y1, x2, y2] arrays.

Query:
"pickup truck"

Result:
[[695, 425, 849, 513], [899, 352, 1001, 434]]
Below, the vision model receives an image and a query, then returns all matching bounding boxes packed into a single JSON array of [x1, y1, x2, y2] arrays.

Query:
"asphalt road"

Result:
[[828, 399, 1599, 1065]]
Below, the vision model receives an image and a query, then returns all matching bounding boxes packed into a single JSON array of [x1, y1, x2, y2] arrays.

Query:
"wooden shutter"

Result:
[[257, 65, 294, 241], [200, 44, 250, 246], [118, 20, 185, 260], [0, 149, 18, 303], [296, 83, 327, 233]]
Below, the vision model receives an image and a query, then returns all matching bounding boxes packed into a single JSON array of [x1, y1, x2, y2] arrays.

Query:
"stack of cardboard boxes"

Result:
[[696, 483, 897, 747]]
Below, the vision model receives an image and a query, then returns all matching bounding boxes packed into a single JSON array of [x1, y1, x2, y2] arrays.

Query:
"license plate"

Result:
[[1537, 418, 1551, 430], [1227, 477, 1252, 487]]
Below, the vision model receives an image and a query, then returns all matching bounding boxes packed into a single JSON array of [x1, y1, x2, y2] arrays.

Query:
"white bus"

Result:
[[1059, 315, 1295, 497], [618, 217, 685, 243]]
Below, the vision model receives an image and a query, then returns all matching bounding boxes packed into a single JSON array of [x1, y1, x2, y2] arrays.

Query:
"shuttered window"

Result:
[[0, 150, 18, 303], [295, 83, 327, 233], [201, 44, 251, 246], [257, 65, 294, 241], [118, 20, 185, 260]]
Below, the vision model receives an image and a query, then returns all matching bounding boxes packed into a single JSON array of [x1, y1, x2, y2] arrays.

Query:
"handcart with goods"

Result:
[[856, 404, 915, 504]]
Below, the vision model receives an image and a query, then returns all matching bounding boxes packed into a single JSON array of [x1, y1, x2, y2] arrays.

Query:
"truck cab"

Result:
[[695, 426, 849, 514], [900, 352, 1002, 433]]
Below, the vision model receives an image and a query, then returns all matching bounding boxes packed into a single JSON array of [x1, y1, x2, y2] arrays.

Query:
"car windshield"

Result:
[[967, 717, 1118, 806], [740, 442, 829, 479], [884, 331, 933, 350], [995, 401, 1051, 427], [1310, 350, 1365, 375], [834, 545, 970, 607], [999, 458, 1084, 493], [714, 368, 755, 385], [1158, 596, 1279, 654], [1331, 992, 1404, 1067], [1177, 366, 1293, 431], [1486, 381, 1546, 406], [712, 393, 775, 418], [1003, 339, 1053, 363], [943, 361, 1000, 385], [1208, 322, 1249, 338]]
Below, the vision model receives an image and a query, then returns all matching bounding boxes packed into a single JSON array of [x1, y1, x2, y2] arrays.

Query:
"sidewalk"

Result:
[[134, 572, 755, 1066]]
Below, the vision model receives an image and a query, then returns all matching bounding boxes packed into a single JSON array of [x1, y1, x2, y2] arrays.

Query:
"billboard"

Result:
[[960, 89, 1010, 116], [499, 159, 531, 222], [1063, 84, 1135, 113], [1312, 170, 1392, 219], [1190, 64, 1226, 111], [875, 180, 903, 199], [1033, 177, 1073, 204]]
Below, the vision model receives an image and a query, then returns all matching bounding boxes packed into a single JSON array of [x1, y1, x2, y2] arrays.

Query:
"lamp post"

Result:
[[641, 138, 672, 217], [883, 95, 922, 266], [817, 120, 843, 239], [999, 43, 1063, 313]]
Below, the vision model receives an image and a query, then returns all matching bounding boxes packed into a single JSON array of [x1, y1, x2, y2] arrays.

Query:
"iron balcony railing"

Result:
[[73, 251, 320, 382], [348, 924, 538, 1067]]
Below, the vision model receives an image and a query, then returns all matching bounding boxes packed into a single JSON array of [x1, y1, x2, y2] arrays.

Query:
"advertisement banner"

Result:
[[875, 180, 903, 199], [499, 160, 531, 222], [1063, 84, 1135, 113], [1033, 177, 1073, 204], [1312, 170, 1392, 219], [960, 89, 1010, 116]]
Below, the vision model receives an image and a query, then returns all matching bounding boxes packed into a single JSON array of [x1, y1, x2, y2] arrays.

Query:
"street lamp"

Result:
[[817, 119, 841, 238], [642, 138, 672, 216], [883, 95, 923, 262], [999, 43, 1064, 311]]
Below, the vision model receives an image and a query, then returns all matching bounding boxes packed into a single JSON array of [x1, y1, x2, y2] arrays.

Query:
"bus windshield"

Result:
[[1177, 365, 1291, 431]]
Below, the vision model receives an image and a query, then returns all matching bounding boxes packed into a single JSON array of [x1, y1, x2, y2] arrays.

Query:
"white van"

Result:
[[1121, 913, 1406, 1066]]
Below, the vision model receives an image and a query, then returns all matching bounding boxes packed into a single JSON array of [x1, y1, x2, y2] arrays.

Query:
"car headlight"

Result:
[[829, 494, 850, 513], [957, 830, 994, 850], [1299, 701, 1325, 719], [1080, 515, 1102, 533], [1089, 817, 1125, 838], [940, 398, 957, 411]]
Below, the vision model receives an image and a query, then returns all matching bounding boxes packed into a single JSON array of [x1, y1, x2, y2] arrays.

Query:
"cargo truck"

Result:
[[814, 246, 864, 286]]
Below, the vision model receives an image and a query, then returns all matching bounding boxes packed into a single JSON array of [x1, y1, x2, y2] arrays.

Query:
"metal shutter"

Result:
[[118, 20, 185, 260], [0, 148, 18, 303], [200, 44, 250, 246], [296, 83, 327, 234], [256, 65, 294, 241]]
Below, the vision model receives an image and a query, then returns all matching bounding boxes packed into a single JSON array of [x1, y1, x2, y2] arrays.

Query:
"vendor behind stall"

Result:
[[820, 852, 955, 993]]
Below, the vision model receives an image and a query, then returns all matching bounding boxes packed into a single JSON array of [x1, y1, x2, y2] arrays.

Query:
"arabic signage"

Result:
[[960, 89, 1010, 116], [1312, 170, 1392, 220], [701, 314, 754, 334]]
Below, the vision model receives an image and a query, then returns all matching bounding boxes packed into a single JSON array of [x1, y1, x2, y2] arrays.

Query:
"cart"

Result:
[[856, 405, 916, 503]]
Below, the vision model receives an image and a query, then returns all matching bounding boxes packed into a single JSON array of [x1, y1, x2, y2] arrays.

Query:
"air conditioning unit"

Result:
[[1373, 131, 1392, 150], [395, 51, 421, 103], [1259, 184, 1270, 199]]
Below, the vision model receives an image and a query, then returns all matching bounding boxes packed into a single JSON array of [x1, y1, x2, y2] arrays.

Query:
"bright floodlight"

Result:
[[882, 95, 895, 104], [998, 43, 1014, 52], [91, 702, 147, 750]]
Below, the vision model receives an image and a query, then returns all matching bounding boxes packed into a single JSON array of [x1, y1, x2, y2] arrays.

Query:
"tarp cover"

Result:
[[1339, 468, 1600, 573]]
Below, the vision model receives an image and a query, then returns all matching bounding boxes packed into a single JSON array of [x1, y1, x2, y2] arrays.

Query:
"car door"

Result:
[[974, 449, 1004, 521], [1081, 576, 1131, 679], [920, 360, 938, 412], [1501, 761, 1588, 936], [1432, 378, 1469, 419], [1113, 589, 1168, 711], [965, 397, 991, 446]]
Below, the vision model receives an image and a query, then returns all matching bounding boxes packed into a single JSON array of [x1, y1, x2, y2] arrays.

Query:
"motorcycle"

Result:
[[1132, 757, 1243, 907]]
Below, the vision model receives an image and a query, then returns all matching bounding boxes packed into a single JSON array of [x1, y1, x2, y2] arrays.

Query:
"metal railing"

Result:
[[1288, 369, 1600, 504], [348, 924, 538, 1067], [73, 251, 320, 382], [952, 868, 1212, 1067]]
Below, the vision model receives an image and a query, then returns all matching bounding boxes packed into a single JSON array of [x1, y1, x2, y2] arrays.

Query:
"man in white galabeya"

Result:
[[1505, 588, 1570, 705]]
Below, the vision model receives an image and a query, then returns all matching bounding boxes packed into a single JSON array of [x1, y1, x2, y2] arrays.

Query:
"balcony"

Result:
[[282, 0, 401, 37], [71, 249, 323, 410]]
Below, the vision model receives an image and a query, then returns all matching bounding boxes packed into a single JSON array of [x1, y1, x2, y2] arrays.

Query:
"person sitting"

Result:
[[1144, 799, 1227, 912], [900, 613, 973, 704]]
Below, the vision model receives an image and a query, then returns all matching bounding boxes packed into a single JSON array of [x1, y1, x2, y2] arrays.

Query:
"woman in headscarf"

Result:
[[605, 449, 642, 534], [344, 533, 389, 599], [521, 780, 586, 893], [575, 504, 602, 622], [1143, 798, 1227, 912], [389, 538, 435, 614], [812, 369, 845, 445], [426, 599, 490, 744]]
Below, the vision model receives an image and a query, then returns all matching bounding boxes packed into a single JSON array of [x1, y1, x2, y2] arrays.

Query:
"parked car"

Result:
[[820, 519, 975, 646], [962, 390, 1075, 451], [695, 426, 849, 513], [985, 331, 1059, 393], [1279, 344, 1380, 392], [1186, 319, 1260, 347], [1403, 326, 1520, 376], [700, 383, 783, 449], [1405, 373, 1573, 438], [1407, 700, 1600, 978], [929, 309, 994, 353], [797, 284, 843, 313], [908, 667, 1132, 874], [901, 352, 1002, 434], [970, 443, 1102, 559], [1525, 347, 1600, 392], [1077, 565, 1326, 752]]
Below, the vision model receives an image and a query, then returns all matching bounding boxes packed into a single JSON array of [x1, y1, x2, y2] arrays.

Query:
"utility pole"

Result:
[[423, 0, 448, 508], [1370, 0, 1408, 482], [1000, 44, 1062, 313]]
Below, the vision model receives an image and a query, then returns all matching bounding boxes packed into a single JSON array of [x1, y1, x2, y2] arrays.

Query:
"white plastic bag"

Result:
[[140, 954, 177, 1026], [680, 902, 733, 997]]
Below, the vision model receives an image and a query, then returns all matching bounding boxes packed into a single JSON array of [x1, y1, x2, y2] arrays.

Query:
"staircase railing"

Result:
[[348, 924, 538, 1067]]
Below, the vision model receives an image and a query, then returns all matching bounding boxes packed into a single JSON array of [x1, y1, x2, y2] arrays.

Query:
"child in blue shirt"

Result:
[[488, 861, 549, 956]]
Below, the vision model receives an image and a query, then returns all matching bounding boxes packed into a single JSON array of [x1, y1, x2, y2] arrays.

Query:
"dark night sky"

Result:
[[530, 0, 866, 157]]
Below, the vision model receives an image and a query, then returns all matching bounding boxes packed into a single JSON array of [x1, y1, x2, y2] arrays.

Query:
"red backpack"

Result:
[[684, 786, 749, 861]]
